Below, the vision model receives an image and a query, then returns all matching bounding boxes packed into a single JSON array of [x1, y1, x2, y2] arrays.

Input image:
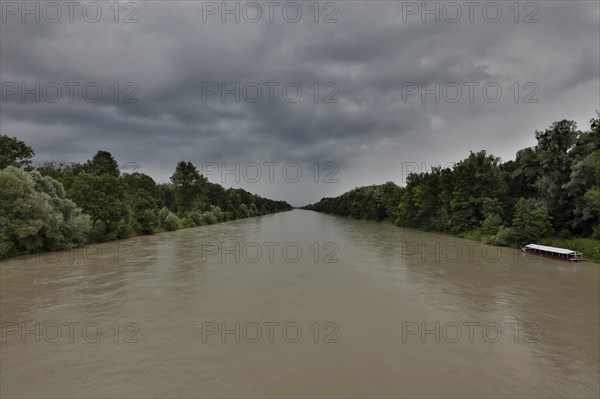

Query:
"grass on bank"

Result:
[[457, 229, 600, 262], [540, 238, 600, 262]]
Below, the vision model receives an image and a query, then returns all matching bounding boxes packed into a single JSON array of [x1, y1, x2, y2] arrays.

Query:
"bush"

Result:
[[212, 206, 224, 222], [460, 229, 485, 241], [164, 216, 179, 231], [158, 207, 179, 231], [137, 209, 158, 234], [249, 203, 258, 217], [88, 222, 108, 243], [542, 238, 600, 262], [61, 209, 91, 245], [488, 226, 517, 247], [116, 220, 132, 239], [481, 213, 503, 235], [190, 211, 203, 226], [558, 229, 572, 239], [182, 217, 196, 228], [202, 211, 218, 225], [239, 204, 250, 218]]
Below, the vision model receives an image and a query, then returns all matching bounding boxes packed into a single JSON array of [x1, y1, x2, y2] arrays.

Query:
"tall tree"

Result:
[[512, 198, 551, 246], [503, 147, 542, 202], [170, 161, 207, 212], [565, 150, 600, 234], [122, 172, 158, 197], [131, 190, 158, 234], [85, 151, 120, 177], [534, 120, 579, 230], [0, 135, 34, 169], [66, 174, 129, 234]]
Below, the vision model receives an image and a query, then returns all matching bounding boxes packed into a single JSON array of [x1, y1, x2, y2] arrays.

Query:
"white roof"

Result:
[[525, 244, 578, 255]]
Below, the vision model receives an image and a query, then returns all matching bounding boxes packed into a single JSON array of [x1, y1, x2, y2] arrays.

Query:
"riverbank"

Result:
[[449, 229, 599, 263], [539, 237, 600, 262], [0, 210, 292, 262], [371, 218, 598, 263]]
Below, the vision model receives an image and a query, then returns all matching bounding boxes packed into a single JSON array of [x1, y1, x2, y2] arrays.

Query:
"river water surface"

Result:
[[1, 210, 598, 398]]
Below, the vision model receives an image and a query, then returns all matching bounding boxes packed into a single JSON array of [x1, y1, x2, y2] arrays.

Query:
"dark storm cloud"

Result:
[[1, 1, 598, 205]]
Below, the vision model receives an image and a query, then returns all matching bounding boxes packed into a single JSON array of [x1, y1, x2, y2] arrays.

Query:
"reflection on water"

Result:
[[1, 210, 598, 398]]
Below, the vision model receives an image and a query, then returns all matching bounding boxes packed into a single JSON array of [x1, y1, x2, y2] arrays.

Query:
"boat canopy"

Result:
[[525, 244, 580, 255]]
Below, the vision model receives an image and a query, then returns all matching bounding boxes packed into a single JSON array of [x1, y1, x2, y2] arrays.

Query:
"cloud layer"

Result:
[[1, 1, 598, 206]]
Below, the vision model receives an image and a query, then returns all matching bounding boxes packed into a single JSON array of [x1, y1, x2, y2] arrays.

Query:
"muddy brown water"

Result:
[[1, 209, 598, 398]]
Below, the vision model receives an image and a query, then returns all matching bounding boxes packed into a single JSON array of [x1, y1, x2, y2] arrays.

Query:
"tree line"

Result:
[[0, 136, 292, 258], [303, 115, 600, 253]]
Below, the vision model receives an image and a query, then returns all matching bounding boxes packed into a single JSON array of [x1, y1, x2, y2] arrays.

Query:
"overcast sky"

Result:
[[1, 0, 598, 206]]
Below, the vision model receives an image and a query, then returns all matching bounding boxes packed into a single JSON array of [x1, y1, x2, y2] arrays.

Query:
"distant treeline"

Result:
[[303, 115, 600, 252], [0, 136, 292, 257]]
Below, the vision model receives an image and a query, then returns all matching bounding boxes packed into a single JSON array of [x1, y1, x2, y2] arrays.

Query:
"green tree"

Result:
[[502, 147, 542, 201], [565, 150, 600, 234], [123, 172, 158, 197], [170, 161, 207, 212], [131, 190, 158, 234], [481, 214, 503, 235], [157, 183, 176, 210], [84, 151, 120, 177], [0, 167, 90, 256], [308, 115, 599, 243], [0, 135, 34, 169], [512, 198, 552, 246], [534, 120, 579, 230], [66, 174, 129, 237], [480, 197, 504, 234]]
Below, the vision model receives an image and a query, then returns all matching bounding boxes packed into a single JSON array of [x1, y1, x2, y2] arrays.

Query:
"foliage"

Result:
[[0, 167, 90, 256], [511, 198, 552, 246], [481, 213, 503, 235], [64, 173, 130, 236], [170, 161, 207, 212], [488, 227, 517, 247], [131, 190, 158, 234], [541, 238, 600, 262], [158, 207, 179, 231], [84, 151, 120, 177], [202, 211, 218, 225], [1, 138, 292, 257], [592, 225, 600, 240], [0, 135, 34, 169], [303, 182, 403, 222], [306, 115, 600, 251]]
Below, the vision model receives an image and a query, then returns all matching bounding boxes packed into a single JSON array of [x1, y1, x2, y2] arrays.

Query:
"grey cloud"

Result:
[[1, 0, 598, 206]]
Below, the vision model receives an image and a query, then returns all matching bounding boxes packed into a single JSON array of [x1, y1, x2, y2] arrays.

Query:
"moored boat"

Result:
[[522, 244, 583, 262]]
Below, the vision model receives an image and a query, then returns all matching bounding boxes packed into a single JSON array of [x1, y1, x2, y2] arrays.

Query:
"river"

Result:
[[1, 209, 598, 398]]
